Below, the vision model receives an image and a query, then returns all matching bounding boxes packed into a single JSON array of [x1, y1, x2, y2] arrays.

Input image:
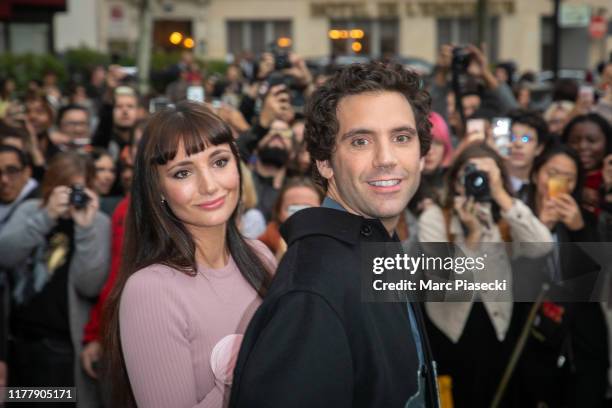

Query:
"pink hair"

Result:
[[429, 111, 453, 166]]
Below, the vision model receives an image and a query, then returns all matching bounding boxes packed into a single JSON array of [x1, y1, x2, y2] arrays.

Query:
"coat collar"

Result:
[[280, 207, 396, 246]]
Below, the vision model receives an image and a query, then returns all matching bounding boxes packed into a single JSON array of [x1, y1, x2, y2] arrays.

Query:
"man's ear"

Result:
[[419, 156, 425, 172], [316, 159, 334, 180], [535, 143, 545, 156]]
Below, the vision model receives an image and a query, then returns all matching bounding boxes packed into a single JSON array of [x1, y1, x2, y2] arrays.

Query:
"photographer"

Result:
[[239, 51, 310, 124], [0, 152, 110, 407], [417, 142, 552, 407], [430, 44, 519, 136], [236, 82, 292, 164]]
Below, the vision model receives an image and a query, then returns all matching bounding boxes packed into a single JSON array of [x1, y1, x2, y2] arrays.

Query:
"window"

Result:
[[541, 17, 590, 71], [436, 17, 499, 62], [153, 20, 192, 52], [0, 23, 5, 54], [9, 23, 49, 54], [226, 20, 293, 56], [227, 21, 243, 56]]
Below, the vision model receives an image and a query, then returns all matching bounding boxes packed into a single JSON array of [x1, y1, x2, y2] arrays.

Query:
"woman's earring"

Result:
[[161, 197, 166, 204]]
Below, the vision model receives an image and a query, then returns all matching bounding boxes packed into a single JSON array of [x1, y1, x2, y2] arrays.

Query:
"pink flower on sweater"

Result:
[[210, 334, 244, 385]]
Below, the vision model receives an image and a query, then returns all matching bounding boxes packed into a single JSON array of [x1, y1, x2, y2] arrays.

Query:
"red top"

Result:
[[584, 169, 603, 216], [257, 221, 281, 255], [82, 195, 130, 344]]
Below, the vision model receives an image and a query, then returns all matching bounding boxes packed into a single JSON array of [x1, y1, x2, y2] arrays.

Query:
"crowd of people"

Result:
[[0, 44, 610, 407]]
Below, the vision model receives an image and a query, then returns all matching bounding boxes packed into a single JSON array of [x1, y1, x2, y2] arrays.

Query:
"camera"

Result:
[[69, 185, 90, 210], [274, 51, 292, 71], [452, 47, 471, 73], [463, 164, 491, 202]]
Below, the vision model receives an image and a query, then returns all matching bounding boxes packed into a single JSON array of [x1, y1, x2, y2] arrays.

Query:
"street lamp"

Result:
[[277, 37, 292, 48], [169, 32, 183, 45], [183, 37, 195, 49]]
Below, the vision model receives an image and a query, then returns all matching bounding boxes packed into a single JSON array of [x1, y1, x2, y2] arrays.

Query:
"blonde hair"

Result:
[[240, 162, 258, 210]]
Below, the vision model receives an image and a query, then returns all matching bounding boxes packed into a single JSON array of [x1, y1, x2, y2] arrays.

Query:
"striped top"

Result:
[[119, 240, 276, 408]]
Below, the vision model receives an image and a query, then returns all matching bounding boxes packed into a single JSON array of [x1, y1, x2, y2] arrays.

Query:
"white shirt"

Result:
[[418, 199, 553, 343]]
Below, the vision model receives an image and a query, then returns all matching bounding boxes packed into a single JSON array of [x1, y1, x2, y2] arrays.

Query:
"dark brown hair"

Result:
[[526, 143, 585, 213], [102, 101, 273, 407], [271, 177, 324, 223], [40, 152, 95, 205], [304, 61, 432, 189], [24, 90, 54, 122]]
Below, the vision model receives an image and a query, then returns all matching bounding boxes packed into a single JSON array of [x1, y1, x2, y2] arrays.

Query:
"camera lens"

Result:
[[69, 185, 90, 210], [472, 175, 485, 188], [463, 164, 491, 202]]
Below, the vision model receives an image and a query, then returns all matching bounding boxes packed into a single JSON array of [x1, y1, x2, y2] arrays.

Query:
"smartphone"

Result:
[[492, 117, 511, 157], [118, 66, 138, 76], [466, 119, 486, 142], [548, 175, 569, 198], [578, 85, 595, 104], [187, 86, 205, 103], [149, 97, 172, 114]]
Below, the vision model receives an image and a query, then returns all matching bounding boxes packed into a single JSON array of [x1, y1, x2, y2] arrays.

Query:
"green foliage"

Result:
[[0, 53, 66, 90], [151, 51, 182, 71], [0, 46, 231, 94], [63, 46, 111, 72], [204, 59, 229, 76]]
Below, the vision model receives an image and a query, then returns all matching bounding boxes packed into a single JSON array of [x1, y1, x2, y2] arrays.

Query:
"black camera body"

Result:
[[463, 164, 491, 202], [274, 51, 292, 71], [452, 47, 471, 73], [69, 185, 90, 210]]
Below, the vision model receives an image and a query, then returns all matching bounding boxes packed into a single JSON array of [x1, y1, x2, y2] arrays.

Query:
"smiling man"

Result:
[[230, 62, 439, 407]]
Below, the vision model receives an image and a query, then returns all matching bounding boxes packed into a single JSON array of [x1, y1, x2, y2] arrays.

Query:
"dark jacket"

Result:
[[230, 207, 439, 408], [517, 211, 609, 407]]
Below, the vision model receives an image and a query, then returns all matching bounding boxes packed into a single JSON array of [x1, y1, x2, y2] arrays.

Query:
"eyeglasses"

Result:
[[510, 133, 535, 144], [61, 121, 89, 128], [0, 165, 24, 179]]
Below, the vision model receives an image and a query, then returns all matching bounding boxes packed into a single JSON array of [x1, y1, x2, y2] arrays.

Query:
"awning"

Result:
[[0, 0, 67, 19]]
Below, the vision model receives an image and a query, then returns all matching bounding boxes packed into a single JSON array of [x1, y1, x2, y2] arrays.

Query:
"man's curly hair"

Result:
[[304, 61, 432, 189]]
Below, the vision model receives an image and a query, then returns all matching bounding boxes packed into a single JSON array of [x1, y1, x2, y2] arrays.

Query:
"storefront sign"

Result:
[[108, 3, 130, 38], [311, 2, 370, 18], [559, 4, 591, 28], [311, 1, 515, 19], [405, 0, 515, 18]]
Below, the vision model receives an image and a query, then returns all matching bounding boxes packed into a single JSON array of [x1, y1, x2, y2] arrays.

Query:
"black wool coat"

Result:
[[230, 207, 439, 408]]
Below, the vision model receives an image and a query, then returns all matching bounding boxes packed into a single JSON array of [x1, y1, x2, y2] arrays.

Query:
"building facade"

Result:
[[0, 0, 67, 54], [201, 0, 612, 72], [8, 0, 611, 73]]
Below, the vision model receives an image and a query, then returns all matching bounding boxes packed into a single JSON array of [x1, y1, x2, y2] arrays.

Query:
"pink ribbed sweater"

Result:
[[119, 240, 276, 408]]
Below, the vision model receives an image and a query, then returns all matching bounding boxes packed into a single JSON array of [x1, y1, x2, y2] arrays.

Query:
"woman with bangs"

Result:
[[103, 101, 276, 408]]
